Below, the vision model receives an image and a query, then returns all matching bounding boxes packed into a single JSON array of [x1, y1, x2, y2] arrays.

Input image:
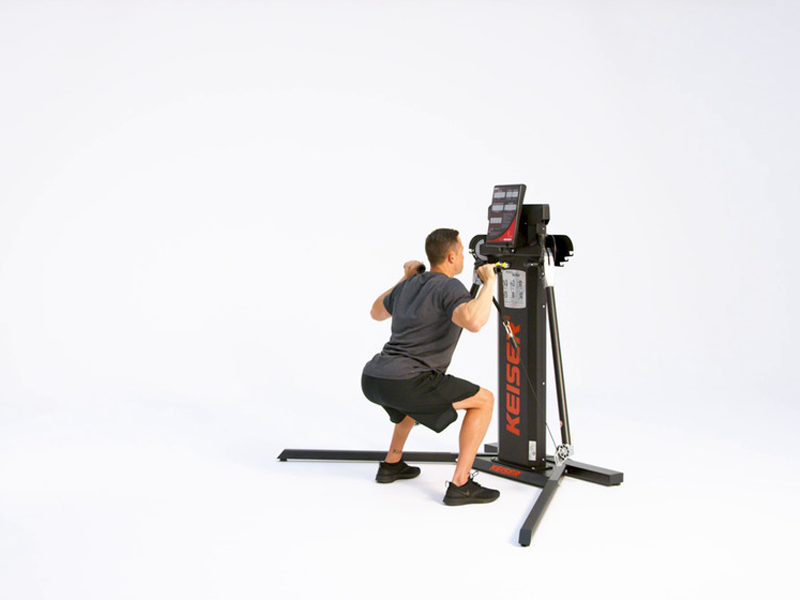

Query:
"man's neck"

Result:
[[430, 264, 455, 278]]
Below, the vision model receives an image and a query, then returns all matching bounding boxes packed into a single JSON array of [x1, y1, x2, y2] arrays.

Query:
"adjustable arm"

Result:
[[543, 248, 573, 460]]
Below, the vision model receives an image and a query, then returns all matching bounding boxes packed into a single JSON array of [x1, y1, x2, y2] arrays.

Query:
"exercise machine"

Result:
[[468, 183, 622, 544], [279, 184, 623, 545]]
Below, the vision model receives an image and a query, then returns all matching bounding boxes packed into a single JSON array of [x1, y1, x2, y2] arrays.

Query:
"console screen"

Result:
[[485, 184, 526, 247]]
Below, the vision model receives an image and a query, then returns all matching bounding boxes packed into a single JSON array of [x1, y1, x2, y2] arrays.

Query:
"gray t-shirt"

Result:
[[363, 272, 472, 380]]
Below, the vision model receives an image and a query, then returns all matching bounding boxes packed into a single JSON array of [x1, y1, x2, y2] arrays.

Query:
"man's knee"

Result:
[[476, 388, 494, 411], [453, 387, 494, 412]]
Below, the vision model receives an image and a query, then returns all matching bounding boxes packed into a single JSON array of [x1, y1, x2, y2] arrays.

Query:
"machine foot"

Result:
[[518, 462, 567, 546]]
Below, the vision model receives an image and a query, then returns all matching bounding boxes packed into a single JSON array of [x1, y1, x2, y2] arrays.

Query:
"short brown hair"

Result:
[[425, 228, 460, 266]]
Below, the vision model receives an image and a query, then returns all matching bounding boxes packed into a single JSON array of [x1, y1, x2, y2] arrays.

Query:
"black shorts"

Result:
[[361, 371, 480, 433]]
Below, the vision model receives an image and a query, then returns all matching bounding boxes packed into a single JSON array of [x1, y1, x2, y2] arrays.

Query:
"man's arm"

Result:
[[451, 264, 497, 332], [370, 260, 425, 321]]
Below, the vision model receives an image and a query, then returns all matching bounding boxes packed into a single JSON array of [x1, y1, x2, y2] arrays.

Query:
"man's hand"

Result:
[[476, 264, 497, 284], [403, 260, 425, 278]]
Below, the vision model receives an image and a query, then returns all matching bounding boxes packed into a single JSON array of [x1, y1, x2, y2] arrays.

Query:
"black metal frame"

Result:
[[280, 197, 623, 546], [278, 445, 621, 545]]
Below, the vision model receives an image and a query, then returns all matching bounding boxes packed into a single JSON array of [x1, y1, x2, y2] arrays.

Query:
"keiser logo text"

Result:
[[505, 320, 522, 435], [490, 464, 522, 478]]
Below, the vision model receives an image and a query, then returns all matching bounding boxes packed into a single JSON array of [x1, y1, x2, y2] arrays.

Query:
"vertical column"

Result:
[[496, 259, 547, 470]]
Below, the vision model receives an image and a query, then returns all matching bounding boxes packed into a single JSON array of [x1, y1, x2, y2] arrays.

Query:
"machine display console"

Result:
[[484, 184, 526, 248]]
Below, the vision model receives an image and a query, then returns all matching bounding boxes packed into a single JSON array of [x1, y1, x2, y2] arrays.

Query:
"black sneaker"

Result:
[[443, 474, 500, 506], [375, 460, 421, 483]]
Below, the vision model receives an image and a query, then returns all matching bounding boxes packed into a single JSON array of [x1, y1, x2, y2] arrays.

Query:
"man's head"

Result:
[[426, 228, 465, 275]]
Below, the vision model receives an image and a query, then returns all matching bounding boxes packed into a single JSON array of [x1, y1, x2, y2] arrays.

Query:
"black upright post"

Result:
[[545, 283, 572, 447], [485, 204, 551, 471], [496, 259, 547, 470]]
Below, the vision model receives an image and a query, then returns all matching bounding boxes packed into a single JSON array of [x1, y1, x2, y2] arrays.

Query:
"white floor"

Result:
[[1, 396, 795, 600]]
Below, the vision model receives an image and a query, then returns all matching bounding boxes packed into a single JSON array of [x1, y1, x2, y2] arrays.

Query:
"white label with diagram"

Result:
[[502, 269, 526, 309]]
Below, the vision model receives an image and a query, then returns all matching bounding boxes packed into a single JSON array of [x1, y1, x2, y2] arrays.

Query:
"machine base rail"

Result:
[[278, 449, 494, 463]]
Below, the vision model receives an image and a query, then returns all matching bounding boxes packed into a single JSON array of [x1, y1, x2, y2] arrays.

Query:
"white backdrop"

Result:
[[1, 1, 798, 599]]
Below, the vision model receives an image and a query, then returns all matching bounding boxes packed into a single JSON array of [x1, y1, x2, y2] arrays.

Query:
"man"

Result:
[[361, 228, 500, 506]]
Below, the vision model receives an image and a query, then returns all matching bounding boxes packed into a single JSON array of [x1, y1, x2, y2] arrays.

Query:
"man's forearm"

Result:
[[370, 283, 398, 321]]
